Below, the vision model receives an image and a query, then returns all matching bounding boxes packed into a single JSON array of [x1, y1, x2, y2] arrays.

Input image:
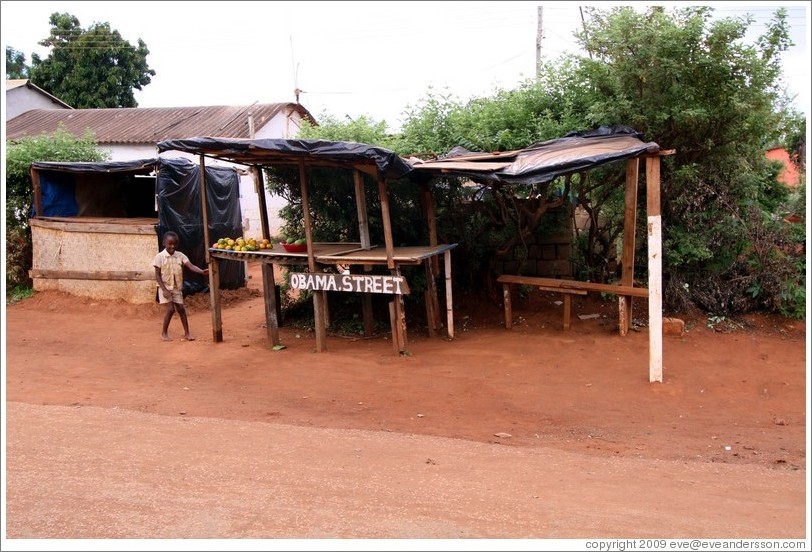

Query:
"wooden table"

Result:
[[206, 242, 457, 353]]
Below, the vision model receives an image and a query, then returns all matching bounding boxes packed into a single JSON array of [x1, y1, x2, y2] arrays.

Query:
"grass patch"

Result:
[[7, 285, 34, 305]]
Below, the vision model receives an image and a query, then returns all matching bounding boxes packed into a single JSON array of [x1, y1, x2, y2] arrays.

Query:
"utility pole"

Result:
[[536, 6, 544, 78]]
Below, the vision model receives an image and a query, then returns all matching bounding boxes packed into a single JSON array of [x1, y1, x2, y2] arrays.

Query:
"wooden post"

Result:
[[393, 267, 407, 351], [424, 259, 439, 337], [354, 170, 374, 336], [209, 257, 223, 342], [30, 167, 43, 217], [377, 178, 396, 269], [563, 294, 572, 330], [619, 157, 639, 336], [262, 263, 280, 345], [200, 155, 221, 342], [199, 155, 212, 265], [420, 182, 439, 274], [502, 284, 513, 329], [254, 167, 271, 241], [444, 249, 454, 338], [388, 301, 399, 355], [299, 160, 327, 352], [646, 156, 663, 383]]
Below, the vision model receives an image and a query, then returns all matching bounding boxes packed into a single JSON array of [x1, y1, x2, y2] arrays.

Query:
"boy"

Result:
[[153, 231, 209, 341]]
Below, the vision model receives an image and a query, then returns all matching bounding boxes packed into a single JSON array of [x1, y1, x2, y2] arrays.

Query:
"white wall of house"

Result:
[[5, 86, 71, 121]]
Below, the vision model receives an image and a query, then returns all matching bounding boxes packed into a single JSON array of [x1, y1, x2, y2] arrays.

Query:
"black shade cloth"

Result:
[[157, 137, 414, 181], [155, 158, 245, 293]]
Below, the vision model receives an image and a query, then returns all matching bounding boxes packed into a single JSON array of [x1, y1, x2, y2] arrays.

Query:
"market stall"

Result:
[[157, 138, 457, 354], [28, 157, 245, 303]]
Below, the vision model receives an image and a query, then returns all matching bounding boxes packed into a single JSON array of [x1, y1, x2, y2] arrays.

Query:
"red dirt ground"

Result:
[[4, 264, 808, 541]]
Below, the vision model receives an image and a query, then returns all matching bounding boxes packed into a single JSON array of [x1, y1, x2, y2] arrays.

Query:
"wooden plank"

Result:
[[29, 269, 153, 281], [30, 218, 158, 234], [261, 264, 280, 345], [647, 155, 663, 383], [534, 285, 587, 295], [620, 157, 640, 336], [377, 178, 396, 269], [316, 244, 457, 264], [496, 274, 648, 298]]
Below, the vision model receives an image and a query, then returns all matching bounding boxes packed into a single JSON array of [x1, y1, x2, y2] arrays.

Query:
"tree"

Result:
[[569, 6, 803, 316], [279, 6, 803, 318], [29, 12, 155, 108], [6, 46, 30, 79]]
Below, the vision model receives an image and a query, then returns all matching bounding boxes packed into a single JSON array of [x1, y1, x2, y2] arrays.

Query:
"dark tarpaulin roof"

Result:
[[409, 126, 661, 185], [30, 158, 158, 174], [156, 137, 414, 181]]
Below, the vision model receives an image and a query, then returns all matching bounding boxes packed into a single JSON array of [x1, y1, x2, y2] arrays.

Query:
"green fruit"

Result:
[[287, 237, 296, 244], [294, 239, 306, 246]]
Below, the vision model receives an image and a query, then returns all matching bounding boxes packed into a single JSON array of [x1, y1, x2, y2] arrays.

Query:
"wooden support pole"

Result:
[[619, 157, 639, 336], [444, 249, 454, 339], [502, 284, 513, 329], [209, 257, 223, 342], [254, 167, 271, 241], [200, 155, 222, 342], [420, 182, 440, 274], [424, 258, 440, 337], [354, 170, 374, 336], [299, 160, 327, 352], [262, 263, 280, 345], [424, 290, 436, 338], [393, 267, 407, 351], [378, 178, 396, 269], [199, 155, 212, 265], [646, 156, 663, 383], [30, 167, 43, 217], [354, 171, 371, 250], [563, 294, 573, 330], [388, 301, 399, 355]]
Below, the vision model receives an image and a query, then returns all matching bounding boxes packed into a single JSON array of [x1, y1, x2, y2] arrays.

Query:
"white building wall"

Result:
[[6, 87, 71, 120]]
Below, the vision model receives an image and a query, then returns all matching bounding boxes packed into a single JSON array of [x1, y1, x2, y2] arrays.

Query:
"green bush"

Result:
[[5, 126, 107, 291]]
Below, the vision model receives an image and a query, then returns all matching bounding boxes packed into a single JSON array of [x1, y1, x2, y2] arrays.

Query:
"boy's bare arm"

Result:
[[184, 261, 209, 276]]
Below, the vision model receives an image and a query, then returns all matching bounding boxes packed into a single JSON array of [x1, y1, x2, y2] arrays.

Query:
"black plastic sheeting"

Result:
[[410, 126, 662, 186], [31, 158, 158, 174], [155, 158, 245, 294], [157, 137, 414, 181]]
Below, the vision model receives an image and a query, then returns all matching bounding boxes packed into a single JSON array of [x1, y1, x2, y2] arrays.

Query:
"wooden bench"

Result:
[[497, 274, 648, 331]]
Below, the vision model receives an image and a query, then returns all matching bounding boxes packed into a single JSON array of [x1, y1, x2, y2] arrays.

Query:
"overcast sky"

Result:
[[2, 1, 809, 131]]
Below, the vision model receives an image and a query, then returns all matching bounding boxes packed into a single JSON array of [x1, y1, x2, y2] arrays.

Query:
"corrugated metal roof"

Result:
[[6, 102, 315, 144]]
